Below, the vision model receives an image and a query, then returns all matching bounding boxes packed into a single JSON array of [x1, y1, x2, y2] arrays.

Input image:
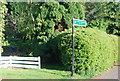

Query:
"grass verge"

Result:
[[0, 65, 90, 79]]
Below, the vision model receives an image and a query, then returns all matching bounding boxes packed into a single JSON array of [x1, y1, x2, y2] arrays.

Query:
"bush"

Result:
[[58, 28, 118, 77]]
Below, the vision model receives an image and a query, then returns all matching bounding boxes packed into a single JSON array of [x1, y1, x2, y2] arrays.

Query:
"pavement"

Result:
[[94, 62, 119, 79]]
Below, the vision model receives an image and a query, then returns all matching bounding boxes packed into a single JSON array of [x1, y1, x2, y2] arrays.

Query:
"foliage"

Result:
[[1, 2, 119, 78], [3, 2, 119, 65], [58, 28, 118, 77], [5, 2, 85, 62], [0, 1, 8, 55], [85, 2, 120, 35]]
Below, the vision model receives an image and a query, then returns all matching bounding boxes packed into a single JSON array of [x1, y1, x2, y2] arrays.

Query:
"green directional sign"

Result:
[[71, 18, 87, 76], [73, 19, 87, 26]]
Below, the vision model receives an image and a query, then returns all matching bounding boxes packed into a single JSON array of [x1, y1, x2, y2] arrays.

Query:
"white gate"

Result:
[[0, 56, 41, 69]]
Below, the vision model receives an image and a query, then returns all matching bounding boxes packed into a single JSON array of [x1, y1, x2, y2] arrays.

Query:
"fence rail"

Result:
[[0, 56, 41, 69]]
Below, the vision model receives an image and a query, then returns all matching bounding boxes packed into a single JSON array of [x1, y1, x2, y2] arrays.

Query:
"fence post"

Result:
[[10, 56, 12, 68], [38, 56, 41, 69]]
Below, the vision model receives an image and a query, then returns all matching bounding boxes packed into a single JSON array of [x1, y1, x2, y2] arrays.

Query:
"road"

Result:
[[94, 63, 119, 79]]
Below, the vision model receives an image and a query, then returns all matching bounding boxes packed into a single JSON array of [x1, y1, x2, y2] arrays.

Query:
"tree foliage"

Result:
[[85, 2, 120, 35], [0, 1, 7, 55], [3, 2, 119, 64], [5, 2, 85, 62]]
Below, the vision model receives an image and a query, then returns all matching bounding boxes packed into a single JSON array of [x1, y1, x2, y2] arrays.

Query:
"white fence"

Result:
[[0, 56, 41, 69]]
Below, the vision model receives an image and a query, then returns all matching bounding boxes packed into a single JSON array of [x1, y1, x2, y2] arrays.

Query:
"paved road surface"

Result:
[[96, 63, 119, 79]]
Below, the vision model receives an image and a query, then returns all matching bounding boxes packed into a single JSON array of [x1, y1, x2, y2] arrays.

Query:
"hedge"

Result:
[[58, 28, 118, 77]]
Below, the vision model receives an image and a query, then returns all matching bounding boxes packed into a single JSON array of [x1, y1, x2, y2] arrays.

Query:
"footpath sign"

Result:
[[73, 19, 87, 26], [71, 18, 87, 76]]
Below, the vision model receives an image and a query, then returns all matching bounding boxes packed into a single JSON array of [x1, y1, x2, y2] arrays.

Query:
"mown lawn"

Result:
[[0, 66, 90, 79]]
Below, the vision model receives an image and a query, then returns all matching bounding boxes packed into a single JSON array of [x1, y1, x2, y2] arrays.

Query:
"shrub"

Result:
[[58, 28, 118, 77]]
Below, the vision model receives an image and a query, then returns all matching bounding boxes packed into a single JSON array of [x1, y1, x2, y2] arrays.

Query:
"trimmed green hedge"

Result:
[[58, 28, 118, 77]]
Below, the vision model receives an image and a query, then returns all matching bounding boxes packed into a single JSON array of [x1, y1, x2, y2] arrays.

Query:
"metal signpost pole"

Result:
[[71, 18, 75, 76], [71, 18, 87, 76]]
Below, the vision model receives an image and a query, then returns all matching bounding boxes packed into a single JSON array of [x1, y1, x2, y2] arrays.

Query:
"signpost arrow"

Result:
[[71, 18, 87, 76]]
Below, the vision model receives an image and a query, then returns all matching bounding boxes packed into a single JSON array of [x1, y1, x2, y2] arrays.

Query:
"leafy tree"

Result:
[[5, 2, 85, 62], [85, 2, 120, 35], [0, 1, 8, 55]]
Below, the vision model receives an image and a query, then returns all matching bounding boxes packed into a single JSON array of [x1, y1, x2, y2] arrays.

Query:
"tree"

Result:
[[85, 2, 120, 35], [0, 1, 8, 55], [5, 2, 85, 62]]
